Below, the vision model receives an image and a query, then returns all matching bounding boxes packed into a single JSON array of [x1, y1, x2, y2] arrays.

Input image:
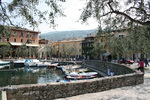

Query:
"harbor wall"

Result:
[[82, 60, 135, 75], [5, 61, 144, 100]]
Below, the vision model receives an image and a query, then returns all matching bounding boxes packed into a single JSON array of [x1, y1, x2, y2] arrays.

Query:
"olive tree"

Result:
[[45, 45, 56, 59], [15, 44, 28, 58], [80, 0, 150, 29], [0, 0, 66, 30], [0, 45, 11, 58], [127, 26, 150, 58]]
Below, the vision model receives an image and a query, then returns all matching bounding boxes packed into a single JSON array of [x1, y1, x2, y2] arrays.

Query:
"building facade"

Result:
[[0, 27, 39, 58], [39, 39, 49, 44], [51, 38, 83, 60], [82, 34, 96, 60]]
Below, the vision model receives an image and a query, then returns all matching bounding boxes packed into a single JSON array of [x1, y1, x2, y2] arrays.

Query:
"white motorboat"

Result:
[[0, 60, 10, 69], [67, 71, 98, 76], [12, 59, 26, 67], [0, 60, 10, 65], [66, 71, 98, 79], [46, 62, 59, 68], [25, 59, 58, 67]]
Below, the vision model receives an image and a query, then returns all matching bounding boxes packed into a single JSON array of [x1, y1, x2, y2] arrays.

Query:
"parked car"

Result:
[[119, 58, 134, 64]]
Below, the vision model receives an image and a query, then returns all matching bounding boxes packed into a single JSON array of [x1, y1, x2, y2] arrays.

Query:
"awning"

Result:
[[26, 44, 39, 47], [9, 42, 39, 47], [103, 53, 111, 56], [9, 42, 23, 46]]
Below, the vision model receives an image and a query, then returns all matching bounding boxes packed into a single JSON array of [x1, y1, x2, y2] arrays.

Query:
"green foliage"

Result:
[[14, 45, 38, 58], [60, 44, 78, 58], [0, 45, 11, 58], [0, 42, 10, 46], [127, 26, 150, 56], [80, 0, 150, 30], [95, 24, 150, 60], [91, 41, 106, 59], [15, 44, 28, 57], [83, 47, 93, 51], [0, 25, 12, 38], [104, 25, 150, 59], [0, 91, 1, 100], [45, 45, 56, 57], [1, 0, 65, 29]]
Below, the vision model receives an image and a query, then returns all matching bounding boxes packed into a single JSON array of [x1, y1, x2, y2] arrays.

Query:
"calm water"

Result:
[[0, 67, 65, 87]]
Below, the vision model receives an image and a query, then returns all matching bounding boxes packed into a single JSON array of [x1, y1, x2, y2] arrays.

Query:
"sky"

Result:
[[3, 0, 99, 33], [38, 0, 99, 33]]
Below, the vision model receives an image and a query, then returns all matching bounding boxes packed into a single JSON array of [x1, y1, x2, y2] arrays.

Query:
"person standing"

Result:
[[137, 59, 144, 73]]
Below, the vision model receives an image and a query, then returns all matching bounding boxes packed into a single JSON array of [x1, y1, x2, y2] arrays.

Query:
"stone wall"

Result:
[[6, 73, 143, 100], [83, 60, 135, 75], [5, 61, 144, 100]]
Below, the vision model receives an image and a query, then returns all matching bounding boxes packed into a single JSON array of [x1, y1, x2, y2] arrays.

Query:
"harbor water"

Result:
[[0, 67, 65, 87]]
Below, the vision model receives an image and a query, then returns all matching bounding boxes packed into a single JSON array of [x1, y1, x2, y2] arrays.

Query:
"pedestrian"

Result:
[[137, 59, 144, 73], [144, 58, 149, 67]]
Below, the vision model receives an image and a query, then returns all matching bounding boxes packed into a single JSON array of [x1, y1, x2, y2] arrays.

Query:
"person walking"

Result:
[[144, 58, 149, 67], [137, 59, 144, 73]]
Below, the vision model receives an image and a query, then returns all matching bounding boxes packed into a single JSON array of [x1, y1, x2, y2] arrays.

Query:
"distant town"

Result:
[[0, 26, 145, 62]]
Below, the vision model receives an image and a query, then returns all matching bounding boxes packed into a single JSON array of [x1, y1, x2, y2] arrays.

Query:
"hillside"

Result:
[[40, 29, 97, 41]]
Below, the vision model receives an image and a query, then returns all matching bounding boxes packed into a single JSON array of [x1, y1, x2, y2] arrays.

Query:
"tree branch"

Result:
[[113, 10, 150, 25], [107, 0, 150, 26], [0, 3, 15, 26]]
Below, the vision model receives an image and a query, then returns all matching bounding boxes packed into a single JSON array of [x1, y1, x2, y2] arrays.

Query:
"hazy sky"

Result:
[[39, 0, 99, 33], [3, 0, 99, 33]]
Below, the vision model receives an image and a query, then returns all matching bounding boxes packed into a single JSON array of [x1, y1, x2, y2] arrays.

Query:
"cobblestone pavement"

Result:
[[56, 65, 150, 100]]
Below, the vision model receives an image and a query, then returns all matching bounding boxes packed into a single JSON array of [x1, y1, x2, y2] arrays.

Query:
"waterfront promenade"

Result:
[[56, 64, 150, 100]]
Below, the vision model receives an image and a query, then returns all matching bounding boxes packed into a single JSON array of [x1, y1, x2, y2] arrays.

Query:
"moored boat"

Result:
[[66, 75, 97, 80], [13, 59, 26, 67], [66, 71, 98, 80], [0, 60, 10, 69], [0, 60, 10, 65], [46, 62, 59, 68]]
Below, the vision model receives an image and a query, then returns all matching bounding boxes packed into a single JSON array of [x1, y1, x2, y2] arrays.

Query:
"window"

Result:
[[26, 34, 29, 37], [27, 39, 31, 44], [119, 35, 124, 38], [14, 38, 16, 42], [32, 33, 36, 38], [21, 39, 23, 43], [13, 32, 17, 36], [32, 40, 35, 43], [7, 38, 9, 42], [20, 32, 24, 37]]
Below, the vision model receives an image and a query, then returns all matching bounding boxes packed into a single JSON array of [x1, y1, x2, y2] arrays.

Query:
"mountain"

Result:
[[40, 29, 97, 41]]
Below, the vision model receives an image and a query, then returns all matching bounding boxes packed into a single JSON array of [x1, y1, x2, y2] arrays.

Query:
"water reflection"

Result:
[[0, 68, 65, 87]]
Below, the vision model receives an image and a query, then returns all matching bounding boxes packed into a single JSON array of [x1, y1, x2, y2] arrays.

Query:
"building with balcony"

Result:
[[0, 26, 40, 58], [81, 34, 96, 60], [39, 39, 49, 44]]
